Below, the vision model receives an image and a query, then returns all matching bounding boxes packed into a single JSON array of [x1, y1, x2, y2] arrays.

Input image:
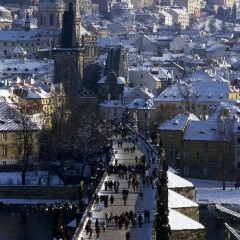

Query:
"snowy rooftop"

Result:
[[0, 59, 54, 75], [169, 209, 204, 231], [183, 119, 231, 141], [159, 113, 199, 131], [0, 29, 61, 41], [168, 171, 194, 189], [154, 82, 230, 103], [183, 69, 214, 83], [168, 189, 198, 209], [99, 100, 123, 108], [97, 76, 126, 84], [0, 101, 39, 131], [123, 86, 154, 99], [127, 98, 155, 110]]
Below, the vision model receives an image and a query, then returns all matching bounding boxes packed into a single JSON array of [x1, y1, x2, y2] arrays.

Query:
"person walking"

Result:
[[96, 225, 100, 238], [138, 214, 143, 228], [110, 195, 115, 205], [101, 220, 106, 232], [126, 231, 130, 240]]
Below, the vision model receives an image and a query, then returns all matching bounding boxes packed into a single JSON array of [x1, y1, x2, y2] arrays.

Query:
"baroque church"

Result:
[[38, 0, 97, 93]]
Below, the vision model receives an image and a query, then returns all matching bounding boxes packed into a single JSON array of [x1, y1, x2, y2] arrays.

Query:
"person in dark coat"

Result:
[[110, 195, 115, 205], [126, 231, 130, 240]]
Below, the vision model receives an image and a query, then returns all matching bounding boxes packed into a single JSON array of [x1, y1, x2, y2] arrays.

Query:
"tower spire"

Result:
[[64, 0, 81, 47]]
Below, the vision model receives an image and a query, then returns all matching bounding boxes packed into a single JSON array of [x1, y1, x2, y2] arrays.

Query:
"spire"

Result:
[[62, 0, 81, 47], [24, 12, 30, 32]]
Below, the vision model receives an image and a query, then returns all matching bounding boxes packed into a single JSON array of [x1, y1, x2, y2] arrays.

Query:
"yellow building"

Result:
[[0, 101, 40, 165]]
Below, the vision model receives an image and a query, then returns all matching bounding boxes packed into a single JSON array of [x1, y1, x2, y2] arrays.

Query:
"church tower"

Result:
[[38, 0, 65, 29], [64, 0, 81, 46], [52, 0, 97, 93]]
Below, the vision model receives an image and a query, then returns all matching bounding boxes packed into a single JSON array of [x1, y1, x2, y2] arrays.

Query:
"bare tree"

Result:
[[215, 113, 234, 190], [14, 100, 40, 185], [178, 83, 197, 113]]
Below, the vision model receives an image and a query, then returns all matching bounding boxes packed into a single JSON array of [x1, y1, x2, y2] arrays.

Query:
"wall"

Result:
[[170, 229, 205, 240], [0, 185, 79, 199]]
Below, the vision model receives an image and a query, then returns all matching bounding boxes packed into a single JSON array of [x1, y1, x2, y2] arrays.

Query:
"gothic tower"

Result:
[[38, 0, 65, 29], [64, 0, 81, 47], [52, 0, 97, 93]]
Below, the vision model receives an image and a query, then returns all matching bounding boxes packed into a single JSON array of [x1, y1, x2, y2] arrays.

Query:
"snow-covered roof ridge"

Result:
[[169, 209, 204, 230], [159, 112, 199, 131], [169, 189, 198, 209], [168, 171, 194, 189]]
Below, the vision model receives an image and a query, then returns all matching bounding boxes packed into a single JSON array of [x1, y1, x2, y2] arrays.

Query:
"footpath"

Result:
[[77, 133, 157, 240]]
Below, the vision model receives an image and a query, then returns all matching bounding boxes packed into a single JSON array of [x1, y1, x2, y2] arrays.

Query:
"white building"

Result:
[[159, 11, 173, 26], [168, 8, 190, 29]]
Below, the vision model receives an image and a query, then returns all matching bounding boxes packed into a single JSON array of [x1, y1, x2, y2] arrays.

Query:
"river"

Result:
[[0, 203, 76, 240], [0, 203, 240, 240]]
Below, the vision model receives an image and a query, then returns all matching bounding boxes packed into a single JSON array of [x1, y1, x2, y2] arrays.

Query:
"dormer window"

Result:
[[173, 120, 179, 125]]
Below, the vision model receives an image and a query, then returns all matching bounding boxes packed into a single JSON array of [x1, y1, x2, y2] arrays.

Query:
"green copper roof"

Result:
[[39, 0, 64, 3]]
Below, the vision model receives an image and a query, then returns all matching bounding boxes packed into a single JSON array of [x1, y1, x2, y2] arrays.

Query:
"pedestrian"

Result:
[[138, 214, 143, 228], [140, 191, 144, 200], [105, 211, 110, 223], [135, 156, 138, 164], [101, 220, 106, 232], [128, 179, 131, 188], [122, 188, 126, 199], [115, 158, 118, 166], [104, 181, 108, 191], [95, 218, 99, 228], [110, 195, 115, 205], [126, 230, 130, 240], [123, 195, 127, 205], [89, 227, 93, 238], [144, 209, 147, 223], [146, 209, 150, 223], [114, 214, 119, 226], [96, 225, 100, 238]]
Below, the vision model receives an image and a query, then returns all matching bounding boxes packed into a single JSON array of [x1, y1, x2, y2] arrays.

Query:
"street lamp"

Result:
[[176, 152, 181, 173], [78, 179, 85, 214]]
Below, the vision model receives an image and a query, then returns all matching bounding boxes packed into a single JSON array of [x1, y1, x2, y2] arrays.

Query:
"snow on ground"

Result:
[[0, 171, 64, 186], [187, 178, 240, 205]]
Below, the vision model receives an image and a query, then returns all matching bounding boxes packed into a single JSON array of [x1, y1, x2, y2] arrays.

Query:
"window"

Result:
[[237, 150, 240, 157], [2, 133, 7, 141], [237, 162, 240, 168], [203, 153, 208, 161], [1, 146, 7, 156], [237, 138, 240, 144], [184, 151, 190, 160], [203, 167, 208, 175], [169, 133, 174, 141], [184, 166, 189, 174], [4, 42, 7, 46], [50, 14, 54, 26], [204, 142, 208, 148], [169, 146, 174, 157]]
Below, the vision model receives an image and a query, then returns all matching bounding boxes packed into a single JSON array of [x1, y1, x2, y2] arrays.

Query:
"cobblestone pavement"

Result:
[[78, 134, 157, 240]]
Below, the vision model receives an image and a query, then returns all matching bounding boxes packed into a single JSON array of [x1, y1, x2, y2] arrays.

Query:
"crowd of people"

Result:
[[82, 126, 157, 240]]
